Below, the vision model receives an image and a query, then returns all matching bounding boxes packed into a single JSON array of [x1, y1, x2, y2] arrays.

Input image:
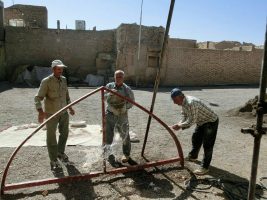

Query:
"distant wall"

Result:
[[168, 38, 196, 48], [5, 27, 115, 79], [4, 4, 47, 28], [1, 22, 264, 86], [214, 41, 241, 50], [161, 47, 263, 86]]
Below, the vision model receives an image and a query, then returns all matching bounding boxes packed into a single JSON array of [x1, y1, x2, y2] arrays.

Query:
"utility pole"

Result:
[[142, 0, 176, 156], [241, 23, 267, 200]]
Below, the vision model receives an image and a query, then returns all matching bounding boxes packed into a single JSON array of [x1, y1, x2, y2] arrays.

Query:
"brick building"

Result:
[[4, 4, 47, 28]]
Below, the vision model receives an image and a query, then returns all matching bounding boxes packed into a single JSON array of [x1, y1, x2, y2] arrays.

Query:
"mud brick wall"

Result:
[[116, 24, 164, 85], [5, 27, 115, 79], [1, 21, 264, 86], [168, 38, 196, 48], [161, 47, 263, 86], [4, 5, 47, 28]]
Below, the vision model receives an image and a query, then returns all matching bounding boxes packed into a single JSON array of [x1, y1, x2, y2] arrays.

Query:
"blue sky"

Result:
[[3, 0, 267, 45]]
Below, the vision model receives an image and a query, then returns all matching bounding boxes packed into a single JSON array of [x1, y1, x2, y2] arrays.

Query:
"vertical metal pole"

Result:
[[247, 22, 267, 200], [136, 0, 144, 87], [137, 0, 144, 61], [57, 20, 60, 29], [142, 0, 176, 156], [101, 88, 107, 173]]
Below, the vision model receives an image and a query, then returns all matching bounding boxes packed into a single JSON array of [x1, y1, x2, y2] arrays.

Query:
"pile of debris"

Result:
[[238, 95, 259, 116], [227, 94, 267, 120]]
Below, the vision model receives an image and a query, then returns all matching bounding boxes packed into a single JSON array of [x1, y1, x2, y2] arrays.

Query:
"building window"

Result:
[[9, 19, 25, 27], [148, 55, 159, 68]]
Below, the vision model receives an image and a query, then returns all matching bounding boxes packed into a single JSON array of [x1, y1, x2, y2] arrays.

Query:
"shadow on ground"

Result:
[[1, 165, 96, 200], [171, 161, 266, 200], [1, 161, 266, 199]]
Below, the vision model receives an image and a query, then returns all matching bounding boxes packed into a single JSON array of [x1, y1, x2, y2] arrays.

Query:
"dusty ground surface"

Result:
[[0, 82, 267, 200]]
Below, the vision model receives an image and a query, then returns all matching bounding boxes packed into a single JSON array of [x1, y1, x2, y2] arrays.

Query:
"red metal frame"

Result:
[[1, 86, 184, 195]]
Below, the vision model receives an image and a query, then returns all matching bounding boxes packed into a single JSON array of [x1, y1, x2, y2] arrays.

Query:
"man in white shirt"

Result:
[[105, 70, 135, 165], [170, 88, 219, 175]]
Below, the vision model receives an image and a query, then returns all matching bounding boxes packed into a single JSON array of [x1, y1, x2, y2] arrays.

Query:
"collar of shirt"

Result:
[[115, 83, 124, 90], [51, 74, 63, 82], [182, 96, 188, 107]]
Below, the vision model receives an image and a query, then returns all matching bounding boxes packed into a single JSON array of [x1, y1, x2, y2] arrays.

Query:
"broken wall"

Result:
[[116, 24, 164, 86], [214, 41, 241, 50], [5, 27, 115, 80], [168, 38, 196, 48], [4, 4, 47, 28], [1, 21, 264, 87]]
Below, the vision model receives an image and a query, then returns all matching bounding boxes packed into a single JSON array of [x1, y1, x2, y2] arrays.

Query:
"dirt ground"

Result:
[[0, 82, 267, 200]]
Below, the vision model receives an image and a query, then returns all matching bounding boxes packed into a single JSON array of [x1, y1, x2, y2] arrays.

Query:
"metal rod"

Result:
[[247, 22, 267, 200], [101, 88, 107, 173], [1, 87, 102, 195], [142, 0, 176, 156], [3, 157, 181, 192], [105, 88, 184, 167], [1, 86, 184, 194]]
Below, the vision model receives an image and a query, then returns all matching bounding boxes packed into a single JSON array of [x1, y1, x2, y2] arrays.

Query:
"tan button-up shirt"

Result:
[[34, 74, 71, 114]]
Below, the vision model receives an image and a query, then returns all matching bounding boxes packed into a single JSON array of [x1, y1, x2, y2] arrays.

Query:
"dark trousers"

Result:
[[189, 119, 219, 169]]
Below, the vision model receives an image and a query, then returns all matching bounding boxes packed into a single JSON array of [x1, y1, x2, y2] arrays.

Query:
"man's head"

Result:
[[171, 88, 184, 105], [114, 70, 124, 86], [51, 60, 66, 78]]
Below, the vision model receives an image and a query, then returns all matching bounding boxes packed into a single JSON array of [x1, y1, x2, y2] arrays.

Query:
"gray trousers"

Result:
[[105, 111, 131, 156], [46, 112, 69, 161]]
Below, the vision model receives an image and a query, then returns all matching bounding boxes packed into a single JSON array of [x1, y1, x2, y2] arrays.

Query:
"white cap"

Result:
[[51, 60, 67, 68]]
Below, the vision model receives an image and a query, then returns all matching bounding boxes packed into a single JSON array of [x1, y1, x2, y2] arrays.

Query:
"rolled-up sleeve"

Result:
[[34, 80, 47, 110], [66, 90, 71, 105], [65, 79, 71, 104]]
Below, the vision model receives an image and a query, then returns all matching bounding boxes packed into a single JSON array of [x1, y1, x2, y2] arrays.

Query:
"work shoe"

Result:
[[121, 155, 130, 163], [50, 159, 61, 171], [58, 153, 70, 163], [108, 154, 121, 168], [193, 167, 209, 175], [108, 154, 116, 163], [185, 156, 197, 162]]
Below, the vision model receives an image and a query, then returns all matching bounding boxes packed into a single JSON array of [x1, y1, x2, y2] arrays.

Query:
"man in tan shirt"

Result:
[[34, 60, 75, 171]]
